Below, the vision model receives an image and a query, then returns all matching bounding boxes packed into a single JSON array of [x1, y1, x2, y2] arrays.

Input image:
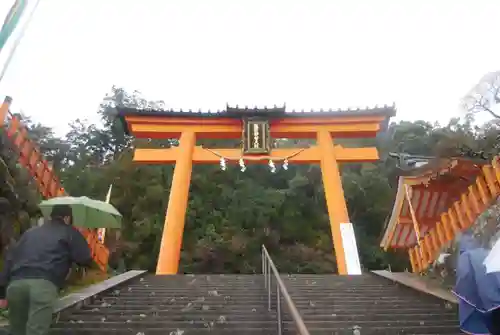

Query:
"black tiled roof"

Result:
[[115, 103, 397, 135], [116, 103, 397, 119], [393, 156, 486, 178]]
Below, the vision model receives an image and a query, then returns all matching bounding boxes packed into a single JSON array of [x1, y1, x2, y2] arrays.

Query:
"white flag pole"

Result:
[[98, 184, 113, 244], [105, 184, 113, 203], [0, 0, 42, 83]]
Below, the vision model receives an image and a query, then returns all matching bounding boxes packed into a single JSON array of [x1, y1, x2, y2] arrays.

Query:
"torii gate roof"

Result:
[[115, 104, 396, 138]]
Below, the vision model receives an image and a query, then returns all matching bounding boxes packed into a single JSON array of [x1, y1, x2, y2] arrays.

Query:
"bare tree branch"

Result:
[[462, 72, 500, 118]]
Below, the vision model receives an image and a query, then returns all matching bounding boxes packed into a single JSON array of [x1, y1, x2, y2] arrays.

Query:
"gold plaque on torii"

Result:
[[242, 118, 271, 154]]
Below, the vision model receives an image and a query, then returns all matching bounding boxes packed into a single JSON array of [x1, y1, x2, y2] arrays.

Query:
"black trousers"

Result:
[[490, 308, 500, 335]]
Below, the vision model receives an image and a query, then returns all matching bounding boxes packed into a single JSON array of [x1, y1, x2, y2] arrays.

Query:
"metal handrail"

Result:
[[261, 245, 310, 335]]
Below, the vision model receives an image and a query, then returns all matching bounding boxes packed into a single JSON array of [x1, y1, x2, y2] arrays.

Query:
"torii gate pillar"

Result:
[[156, 131, 195, 275], [318, 129, 353, 275]]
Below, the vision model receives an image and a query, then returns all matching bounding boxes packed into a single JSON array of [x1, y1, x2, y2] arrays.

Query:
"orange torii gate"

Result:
[[117, 105, 396, 275], [380, 155, 500, 272]]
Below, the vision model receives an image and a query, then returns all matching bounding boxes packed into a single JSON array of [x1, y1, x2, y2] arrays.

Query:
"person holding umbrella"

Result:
[[0, 204, 92, 335]]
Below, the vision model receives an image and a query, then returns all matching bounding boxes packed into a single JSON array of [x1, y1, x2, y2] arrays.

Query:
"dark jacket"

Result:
[[0, 219, 92, 298]]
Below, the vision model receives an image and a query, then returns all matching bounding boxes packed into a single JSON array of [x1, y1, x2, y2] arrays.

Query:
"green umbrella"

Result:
[[39, 196, 122, 229]]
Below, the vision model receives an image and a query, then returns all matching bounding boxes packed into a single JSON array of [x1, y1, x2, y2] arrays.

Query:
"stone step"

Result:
[[303, 325, 462, 335], [70, 304, 271, 311], [75, 304, 271, 312], [49, 328, 278, 335], [97, 296, 274, 306], [59, 313, 275, 322], [127, 283, 267, 288], [293, 301, 447, 307], [48, 329, 463, 335], [48, 328, 463, 335], [68, 305, 450, 316], [109, 290, 437, 298], [96, 297, 262, 302], [91, 298, 443, 307], [52, 320, 278, 330], [59, 312, 456, 323], [291, 312, 456, 322], [51, 319, 458, 331]]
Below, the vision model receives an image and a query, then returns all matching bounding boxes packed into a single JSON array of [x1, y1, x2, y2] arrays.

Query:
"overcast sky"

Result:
[[0, 0, 498, 136]]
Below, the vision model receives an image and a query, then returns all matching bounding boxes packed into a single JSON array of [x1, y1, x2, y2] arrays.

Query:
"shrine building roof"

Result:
[[380, 155, 489, 250]]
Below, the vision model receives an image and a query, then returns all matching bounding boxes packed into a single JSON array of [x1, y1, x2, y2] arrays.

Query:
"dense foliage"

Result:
[[1, 86, 500, 275]]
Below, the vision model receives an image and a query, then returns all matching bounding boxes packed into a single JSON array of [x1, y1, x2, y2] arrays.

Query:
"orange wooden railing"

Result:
[[408, 159, 500, 273], [0, 96, 109, 271]]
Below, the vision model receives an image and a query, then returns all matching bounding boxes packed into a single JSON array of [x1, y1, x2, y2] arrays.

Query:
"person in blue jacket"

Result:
[[453, 233, 500, 334]]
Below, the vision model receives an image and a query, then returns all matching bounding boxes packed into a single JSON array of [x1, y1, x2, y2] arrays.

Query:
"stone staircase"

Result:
[[47, 272, 461, 335], [51, 274, 278, 334], [283, 274, 461, 334]]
